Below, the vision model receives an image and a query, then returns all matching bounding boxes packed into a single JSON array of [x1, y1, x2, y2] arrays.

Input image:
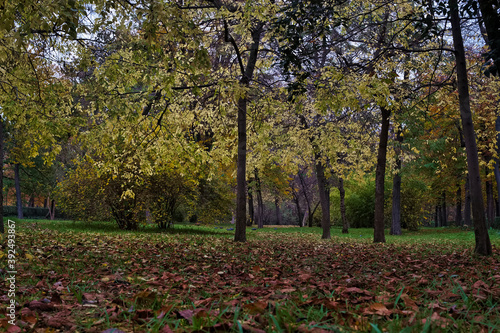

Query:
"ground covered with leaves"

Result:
[[1, 221, 500, 332]]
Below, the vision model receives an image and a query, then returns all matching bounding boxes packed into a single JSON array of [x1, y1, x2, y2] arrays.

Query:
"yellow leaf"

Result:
[[26, 253, 34, 261]]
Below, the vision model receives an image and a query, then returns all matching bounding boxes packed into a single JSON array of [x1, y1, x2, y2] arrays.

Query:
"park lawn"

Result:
[[0, 219, 499, 332]]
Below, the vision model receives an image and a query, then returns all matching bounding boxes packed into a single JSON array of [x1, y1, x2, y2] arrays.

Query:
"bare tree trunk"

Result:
[[435, 205, 439, 227], [486, 177, 494, 228], [450, 0, 492, 255], [235, 94, 248, 241], [247, 180, 254, 226], [255, 170, 264, 229], [298, 172, 313, 227], [441, 191, 447, 227], [15, 163, 23, 219], [374, 107, 390, 243], [464, 174, 472, 226], [391, 172, 402, 235], [292, 191, 303, 226], [339, 177, 348, 234], [28, 195, 35, 208], [275, 197, 282, 225], [315, 154, 330, 239], [456, 184, 462, 226], [49, 199, 56, 220], [391, 127, 403, 235], [233, 23, 263, 242], [477, 0, 500, 77], [301, 209, 309, 228]]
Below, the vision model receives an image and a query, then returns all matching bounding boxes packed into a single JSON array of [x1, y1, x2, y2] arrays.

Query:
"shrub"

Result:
[[56, 161, 113, 222]]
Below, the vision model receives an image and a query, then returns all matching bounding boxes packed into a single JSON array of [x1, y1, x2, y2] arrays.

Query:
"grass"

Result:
[[1, 218, 500, 332]]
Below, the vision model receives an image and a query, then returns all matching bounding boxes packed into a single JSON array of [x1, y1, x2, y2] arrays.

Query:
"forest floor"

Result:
[[1, 219, 500, 332]]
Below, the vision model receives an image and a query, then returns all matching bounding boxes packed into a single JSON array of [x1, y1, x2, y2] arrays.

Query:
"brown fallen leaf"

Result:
[[364, 302, 392, 316], [27, 300, 56, 312], [243, 301, 268, 314], [178, 309, 194, 323], [401, 294, 419, 312], [239, 323, 266, 333]]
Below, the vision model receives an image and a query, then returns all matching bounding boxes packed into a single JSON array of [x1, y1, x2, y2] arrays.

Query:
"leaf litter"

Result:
[[0, 224, 499, 332]]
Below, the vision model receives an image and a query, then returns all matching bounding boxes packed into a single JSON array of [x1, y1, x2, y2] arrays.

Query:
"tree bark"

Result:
[[339, 177, 348, 234], [49, 199, 56, 220], [15, 163, 23, 219], [233, 24, 263, 242], [275, 197, 282, 225], [292, 191, 303, 226], [255, 169, 264, 229], [486, 176, 494, 227], [391, 127, 403, 235], [235, 94, 248, 240], [435, 205, 439, 227], [315, 154, 331, 239], [374, 107, 390, 243], [247, 180, 254, 226], [441, 191, 447, 227], [477, 0, 500, 76], [464, 174, 472, 226], [450, 0, 492, 255], [298, 171, 313, 227], [456, 184, 462, 226], [28, 195, 35, 208]]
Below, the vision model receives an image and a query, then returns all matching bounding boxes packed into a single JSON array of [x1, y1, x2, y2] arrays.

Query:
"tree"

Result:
[[449, 0, 492, 255]]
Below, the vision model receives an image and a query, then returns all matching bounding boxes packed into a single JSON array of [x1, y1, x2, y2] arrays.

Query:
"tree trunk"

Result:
[[486, 177, 494, 228], [298, 172, 313, 227], [391, 127, 403, 235], [315, 154, 330, 239], [247, 180, 254, 226], [301, 209, 308, 228], [391, 172, 402, 235], [374, 107, 390, 243], [234, 94, 248, 241], [456, 184, 462, 226], [233, 24, 263, 242], [255, 170, 264, 229], [450, 0, 492, 255], [293, 192, 303, 226], [464, 174, 472, 226], [339, 177, 348, 234], [435, 205, 439, 227], [0, 120, 3, 233], [49, 199, 56, 220], [275, 197, 282, 225], [477, 0, 500, 76], [441, 191, 447, 227], [28, 195, 35, 208], [15, 163, 23, 219]]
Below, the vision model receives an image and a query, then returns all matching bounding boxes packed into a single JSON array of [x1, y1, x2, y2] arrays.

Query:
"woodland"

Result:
[[1, 0, 500, 332]]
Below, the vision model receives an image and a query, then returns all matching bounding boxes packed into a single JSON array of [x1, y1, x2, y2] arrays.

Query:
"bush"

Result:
[[186, 176, 233, 224], [338, 177, 387, 228], [143, 170, 196, 229], [56, 161, 113, 223], [56, 158, 226, 230], [398, 178, 426, 231], [331, 176, 421, 230]]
